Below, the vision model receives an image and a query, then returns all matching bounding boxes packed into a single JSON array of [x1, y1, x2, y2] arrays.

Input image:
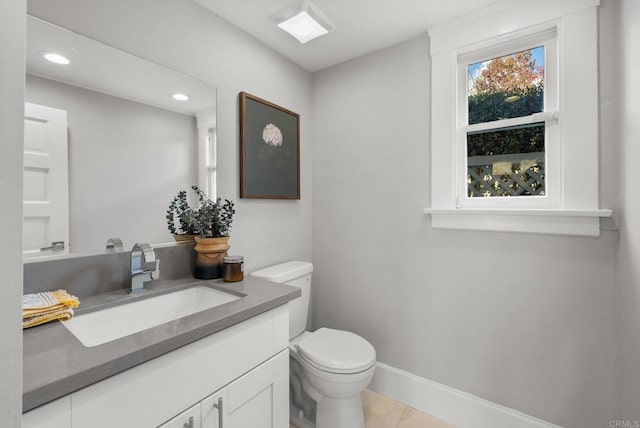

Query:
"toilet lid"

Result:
[[296, 328, 376, 374]]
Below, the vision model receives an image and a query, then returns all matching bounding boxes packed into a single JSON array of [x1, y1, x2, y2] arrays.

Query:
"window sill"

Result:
[[423, 208, 613, 237]]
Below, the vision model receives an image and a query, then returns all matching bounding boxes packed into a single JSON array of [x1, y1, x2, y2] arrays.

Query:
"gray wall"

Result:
[[0, 0, 25, 426], [25, 75, 198, 253], [27, 0, 313, 272], [311, 7, 619, 428], [618, 0, 640, 421]]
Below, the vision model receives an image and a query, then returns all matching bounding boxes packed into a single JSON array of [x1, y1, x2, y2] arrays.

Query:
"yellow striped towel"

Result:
[[22, 290, 80, 329], [23, 308, 75, 329]]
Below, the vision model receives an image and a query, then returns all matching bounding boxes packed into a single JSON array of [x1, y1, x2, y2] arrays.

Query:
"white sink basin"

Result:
[[62, 286, 240, 347]]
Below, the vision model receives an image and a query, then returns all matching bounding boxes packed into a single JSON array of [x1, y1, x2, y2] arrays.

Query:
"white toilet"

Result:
[[252, 261, 376, 428]]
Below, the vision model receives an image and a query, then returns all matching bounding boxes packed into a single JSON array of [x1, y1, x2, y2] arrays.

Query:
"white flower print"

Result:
[[262, 123, 283, 147]]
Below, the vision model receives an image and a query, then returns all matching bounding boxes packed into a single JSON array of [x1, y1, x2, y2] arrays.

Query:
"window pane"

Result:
[[467, 123, 545, 197], [468, 46, 544, 125]]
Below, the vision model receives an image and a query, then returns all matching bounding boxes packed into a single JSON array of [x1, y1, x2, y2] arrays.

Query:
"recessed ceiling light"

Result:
[[42, 52, 70, 65], [172, 93, 189, 101], [272, 0, 334, 44]]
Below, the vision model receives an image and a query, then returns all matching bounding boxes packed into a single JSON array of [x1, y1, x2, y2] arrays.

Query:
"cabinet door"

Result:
[[202, 350, 289, 428], [158, 402, 201, 428]]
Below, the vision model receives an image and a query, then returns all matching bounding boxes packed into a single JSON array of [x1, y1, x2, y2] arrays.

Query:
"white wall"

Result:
[[27, 0, 313, 271], [311, 7, 618, 428], [618, 0, 640, 421], [0, 0, 24, 425], [26, 75, 198, 253]]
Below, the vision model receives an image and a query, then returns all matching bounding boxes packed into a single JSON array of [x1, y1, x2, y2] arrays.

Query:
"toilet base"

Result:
[[315, 395, 365, 428], [290, 402, 315, 428]]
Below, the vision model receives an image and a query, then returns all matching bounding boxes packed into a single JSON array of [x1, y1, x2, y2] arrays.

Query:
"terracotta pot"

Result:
[[173, 234, 196, 243], [193, 236, 230, 279]]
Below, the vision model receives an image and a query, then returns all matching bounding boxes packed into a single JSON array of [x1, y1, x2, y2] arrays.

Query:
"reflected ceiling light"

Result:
[[272, 0, 334, 44], [42, 52, 70, 65], [172, 93, 189, 101]]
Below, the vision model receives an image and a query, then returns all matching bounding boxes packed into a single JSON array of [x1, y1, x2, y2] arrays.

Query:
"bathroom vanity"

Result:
[[22, 276, 299, 428]]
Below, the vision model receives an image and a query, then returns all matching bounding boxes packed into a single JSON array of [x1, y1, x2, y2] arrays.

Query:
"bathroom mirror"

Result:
[[24, 16, 217, 259]]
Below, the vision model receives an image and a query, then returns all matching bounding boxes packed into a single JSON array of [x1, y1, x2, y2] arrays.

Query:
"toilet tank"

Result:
[[251, 261, 313, 340]]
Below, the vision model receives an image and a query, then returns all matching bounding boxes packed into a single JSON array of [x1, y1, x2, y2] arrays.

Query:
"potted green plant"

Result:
[[192, 186, 235, 238], [190, 186, 236, 280], [166, 190, 198, 242]]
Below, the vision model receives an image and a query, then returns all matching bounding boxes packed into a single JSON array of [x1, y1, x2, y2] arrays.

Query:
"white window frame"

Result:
[[457, 30, 558, 209], [196, 109, 217, 199], [424, 0, 611, 236]]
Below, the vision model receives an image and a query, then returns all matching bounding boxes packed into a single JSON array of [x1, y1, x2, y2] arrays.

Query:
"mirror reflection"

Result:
[[24, 16, 217, 258]]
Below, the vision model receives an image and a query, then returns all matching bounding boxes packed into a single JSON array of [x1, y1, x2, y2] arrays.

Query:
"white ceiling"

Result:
[[194, 0, 503, 72]]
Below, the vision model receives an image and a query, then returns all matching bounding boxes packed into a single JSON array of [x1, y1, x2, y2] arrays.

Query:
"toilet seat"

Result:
[[296, 327, 376, 374]]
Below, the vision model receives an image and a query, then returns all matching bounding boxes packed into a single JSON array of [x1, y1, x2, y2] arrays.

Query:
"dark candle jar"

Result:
[[223, 256, 244, 282]]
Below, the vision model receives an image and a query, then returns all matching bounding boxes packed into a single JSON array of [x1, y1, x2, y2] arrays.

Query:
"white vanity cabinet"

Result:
[[23, 304, 290, 428]]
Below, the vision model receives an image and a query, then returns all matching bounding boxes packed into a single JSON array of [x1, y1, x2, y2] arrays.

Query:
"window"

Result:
[[196, 111, 217, 199], [425, 0, 611, 236], [457, 33, 558, 208]]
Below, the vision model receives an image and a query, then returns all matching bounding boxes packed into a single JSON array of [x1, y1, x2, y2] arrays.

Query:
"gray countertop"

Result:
[[22, 276, 300, 412]]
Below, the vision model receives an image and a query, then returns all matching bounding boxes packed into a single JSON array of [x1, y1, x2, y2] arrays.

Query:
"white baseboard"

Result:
[[369, 362, 562, 428]]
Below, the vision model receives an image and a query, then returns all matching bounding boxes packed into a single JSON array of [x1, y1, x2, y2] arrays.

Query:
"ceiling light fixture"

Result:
[[172, 93, 189, 101], [42, 52, 70, 65], [271, 0, 334, 44]]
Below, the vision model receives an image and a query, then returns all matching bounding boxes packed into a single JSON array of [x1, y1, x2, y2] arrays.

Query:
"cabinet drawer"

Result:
[[22, 396, 71, 428]]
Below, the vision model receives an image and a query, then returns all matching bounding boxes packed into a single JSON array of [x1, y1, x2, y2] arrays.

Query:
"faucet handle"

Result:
[[131, 242, 156, 272], [106, 237, 124, 250]]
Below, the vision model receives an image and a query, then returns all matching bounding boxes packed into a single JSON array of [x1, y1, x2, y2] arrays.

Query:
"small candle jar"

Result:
[[223, 256, 244, 282]]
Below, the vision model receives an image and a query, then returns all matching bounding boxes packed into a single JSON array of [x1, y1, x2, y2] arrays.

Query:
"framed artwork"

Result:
[[239, 92, 300, 199]]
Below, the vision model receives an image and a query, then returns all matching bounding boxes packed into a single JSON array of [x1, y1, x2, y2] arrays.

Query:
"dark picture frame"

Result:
[[239, 92, 300, 199]]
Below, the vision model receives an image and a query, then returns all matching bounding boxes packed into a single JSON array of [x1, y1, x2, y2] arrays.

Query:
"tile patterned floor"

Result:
[[290, 389, 456, 428]]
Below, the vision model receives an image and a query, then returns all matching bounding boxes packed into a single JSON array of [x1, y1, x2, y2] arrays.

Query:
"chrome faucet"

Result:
[[130, 242, 156, 293]]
